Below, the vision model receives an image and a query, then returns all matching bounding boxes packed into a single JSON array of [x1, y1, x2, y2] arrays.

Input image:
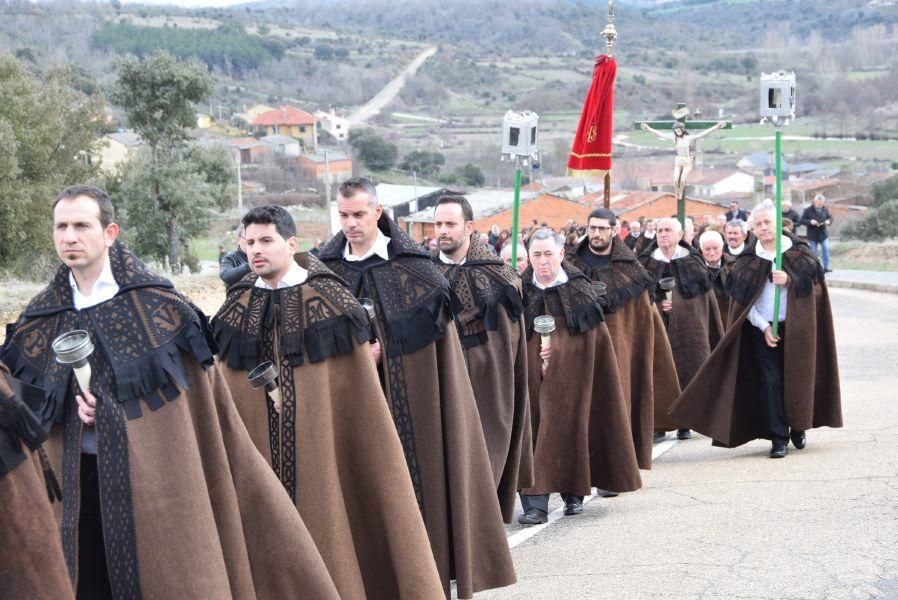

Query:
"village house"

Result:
[[230, 137, 270, 164], [97, 131, 143, 175], [251, 105, 318, 148], [297, 149, 353, 184], [314, 109, 351, 141]]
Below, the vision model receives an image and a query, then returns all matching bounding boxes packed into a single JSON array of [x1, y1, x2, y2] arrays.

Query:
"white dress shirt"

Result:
[[532, 268, 569, 290], [748, 237, 792, 333], [254, 260, 308, 289], [438, 251, 466, 265], [344, 230, 391, 262], [651, 245, 689, 263], [729, 243, 746, 256], [69, 255, 119, 454], [70, 256, 119, 310]]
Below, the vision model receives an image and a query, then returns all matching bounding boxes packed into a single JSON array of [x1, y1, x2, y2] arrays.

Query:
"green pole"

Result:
[[677, 190, 685, 228], [772, 129, 783, 339], [510, 164, 522, 265]]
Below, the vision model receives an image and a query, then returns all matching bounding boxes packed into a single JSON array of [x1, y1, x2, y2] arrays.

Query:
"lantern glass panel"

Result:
[[509, 127, 520, 147]]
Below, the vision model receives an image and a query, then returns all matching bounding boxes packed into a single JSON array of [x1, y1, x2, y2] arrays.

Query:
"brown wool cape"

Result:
[[319, 215, 516, 599], [709, 253, 735, 330], [520, 262, 642, 496], [212, 253, 444, 600], [0, 366, 73, 600], [433, 235, 534, 523], [567, 237, 680, 469], [669, 234, 843, 447], [1, 242, 340, 600], [638, 239, 724, 421]]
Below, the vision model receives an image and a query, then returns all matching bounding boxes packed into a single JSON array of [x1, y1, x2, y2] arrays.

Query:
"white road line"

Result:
[[506, 436, 680, 549]]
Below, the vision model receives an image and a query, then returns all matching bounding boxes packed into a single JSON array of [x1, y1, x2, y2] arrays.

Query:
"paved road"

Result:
[[482, 287, 898, 600], [348, 46, 437, 124]]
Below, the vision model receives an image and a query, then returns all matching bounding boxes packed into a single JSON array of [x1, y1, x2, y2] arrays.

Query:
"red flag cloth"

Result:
[[567, 55, 617, 177]]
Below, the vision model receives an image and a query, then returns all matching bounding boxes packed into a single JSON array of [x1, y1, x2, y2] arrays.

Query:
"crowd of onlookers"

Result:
[[418, 194, 835, 274]]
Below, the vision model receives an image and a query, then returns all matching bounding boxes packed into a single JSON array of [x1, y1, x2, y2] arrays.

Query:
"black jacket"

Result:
[[724, 209, 747, 223], [219, 247, 250, 286], [800, 205, 833, 242]]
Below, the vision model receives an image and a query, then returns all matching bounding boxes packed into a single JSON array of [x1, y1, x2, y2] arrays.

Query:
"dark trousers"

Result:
[[748, 323, 790, 442], [520, 493, 584, 513], [78, 453, 113, 600]]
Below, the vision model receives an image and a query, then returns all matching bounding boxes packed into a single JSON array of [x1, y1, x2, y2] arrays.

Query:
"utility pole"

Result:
[[324, 149, 338, 235], [235, 149, 243, 212]]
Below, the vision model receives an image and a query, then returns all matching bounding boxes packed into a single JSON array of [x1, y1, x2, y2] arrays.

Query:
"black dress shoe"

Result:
[[517, 507, 548, 525], [677, 428, 692, 440], [790, 430, 806, 449], [564, 500, 583, 516], [653, 431, 667, 443], [595, 488, 619, 498], [769, 440, 788, 458]]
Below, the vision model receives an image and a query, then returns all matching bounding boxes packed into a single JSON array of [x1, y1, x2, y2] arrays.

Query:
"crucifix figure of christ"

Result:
[[634, 104, 732, 224]]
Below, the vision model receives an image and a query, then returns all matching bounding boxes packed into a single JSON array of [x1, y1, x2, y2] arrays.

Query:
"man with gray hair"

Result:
[[501, 240, 529, 273], [699, 229, 734, 328], [318, 177, 516, 598], [671, 200, 842, 458], [724, 219, 750, 257], [638, 217, 724, 441], [517, 228, 640, 524]]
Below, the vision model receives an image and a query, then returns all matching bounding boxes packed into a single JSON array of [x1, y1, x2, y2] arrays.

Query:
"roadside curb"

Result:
[[826, 280, 898, 295]]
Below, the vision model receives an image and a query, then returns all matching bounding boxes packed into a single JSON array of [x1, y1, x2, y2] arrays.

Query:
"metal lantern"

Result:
[[501, 110, 540, 165], [759, 71, 796, 125], [52, 330, 94, 393], [533, 315, 556, 349], [248, 361, 282, 413], [659, 277, 677, 301]]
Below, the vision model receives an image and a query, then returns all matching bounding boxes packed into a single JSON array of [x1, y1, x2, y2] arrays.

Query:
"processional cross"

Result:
[[633, 103, 731, 225]]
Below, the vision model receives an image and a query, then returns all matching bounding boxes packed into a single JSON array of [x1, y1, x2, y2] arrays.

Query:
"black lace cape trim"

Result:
[[433, 235, 524, 349], [726, 233, 825, 306], [0, 242, 214, 423], [567, 237, 655, 312], [212, 254, 372, 371], [637, 239, 714, 299], [521, 261, 605, 338], [318, 215, 453, 358]]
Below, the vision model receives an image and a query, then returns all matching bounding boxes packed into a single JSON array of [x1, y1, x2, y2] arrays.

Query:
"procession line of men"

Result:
[[1, 179, 841, 599]]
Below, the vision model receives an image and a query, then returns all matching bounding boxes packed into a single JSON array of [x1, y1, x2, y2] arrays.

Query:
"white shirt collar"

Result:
[[438, 251, 466, 265], [343, 229, 391, 262], [532, 267, 569, 290], [755, 236, 793, 262], [651, 245, 689, 263], [644, 232, 656, 238], [254, 260, 308, 289], [69, 256, 119, 310], [729, 243, 745, 255]]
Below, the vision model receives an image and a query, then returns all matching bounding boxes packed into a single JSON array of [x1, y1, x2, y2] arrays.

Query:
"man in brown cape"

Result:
[[567, 208, 680, 470], [430, 194, 533, 523], [670, 200, 842, 457], [0, 365, 72, 600], [638, 217, 724, 441], [318, 177, 515, 599], [699, 229, 735, 329], [518, 228, 641, 525], [213, 205, 444, 600], [1, 186, 339, 600]]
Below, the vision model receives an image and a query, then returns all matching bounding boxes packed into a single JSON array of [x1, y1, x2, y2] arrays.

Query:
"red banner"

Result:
[[567, 55, 617, 177]]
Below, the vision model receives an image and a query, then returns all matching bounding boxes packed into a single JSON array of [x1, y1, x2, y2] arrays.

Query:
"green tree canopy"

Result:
[[0, 54, 104, 273], [455, 163, 485, 187], [111, 52, 231, 272], [399, 150, 445, 179], [348, 128, 398, 171]]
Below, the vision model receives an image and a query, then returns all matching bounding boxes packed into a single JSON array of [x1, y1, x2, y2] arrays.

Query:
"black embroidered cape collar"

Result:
[[567, 236, 655, 312], [432, 234, 524, 349], [521, 261, 605, 338], [726, 232, 825, 306], [1, 241, 214, 424], [318, 215, 452, 358], [637, 238, 713, 300], [212, 252, 372, 371]]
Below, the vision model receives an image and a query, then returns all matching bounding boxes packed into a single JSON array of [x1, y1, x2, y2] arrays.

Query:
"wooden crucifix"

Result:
[[633, 103, 731, 225]]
